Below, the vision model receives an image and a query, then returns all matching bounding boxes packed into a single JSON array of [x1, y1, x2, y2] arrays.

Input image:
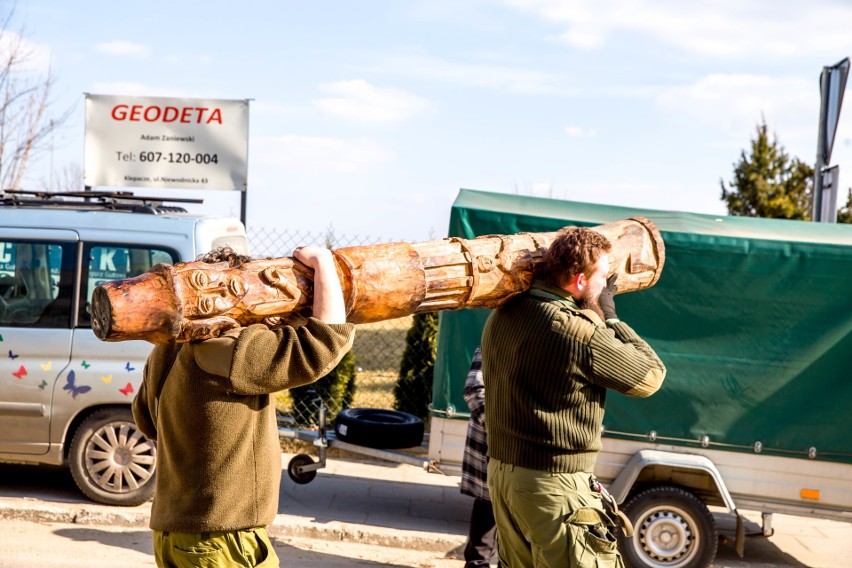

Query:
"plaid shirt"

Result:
[[460, 347, 490, 501]]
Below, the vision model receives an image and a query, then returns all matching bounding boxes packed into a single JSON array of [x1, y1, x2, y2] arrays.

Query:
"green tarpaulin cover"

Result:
[[433, 189, 852, 464]]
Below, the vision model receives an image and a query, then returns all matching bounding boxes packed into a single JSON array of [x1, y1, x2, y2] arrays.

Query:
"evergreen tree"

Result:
[[289, 349, 356, 425], [393, 312, 438, 419], [720, 120, 814, 220]]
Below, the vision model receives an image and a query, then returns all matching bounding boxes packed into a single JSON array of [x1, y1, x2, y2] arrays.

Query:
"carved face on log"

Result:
[[174, 259, 307, 322], [183, 264, 248, 317]]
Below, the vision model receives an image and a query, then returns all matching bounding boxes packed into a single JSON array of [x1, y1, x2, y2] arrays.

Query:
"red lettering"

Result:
[[207, 108, 222, 124], [143, 106, 161, 121], [109, 103, 224, 125], [111, 105, 128, 120]]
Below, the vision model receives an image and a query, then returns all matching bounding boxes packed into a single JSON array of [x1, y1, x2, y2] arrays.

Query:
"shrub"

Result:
[[289, 349, 356, 426], [393, 312, 438, 419]]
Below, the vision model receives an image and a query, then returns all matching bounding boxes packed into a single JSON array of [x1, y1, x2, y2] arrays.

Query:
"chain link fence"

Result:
[[248, 226, 435, 430]]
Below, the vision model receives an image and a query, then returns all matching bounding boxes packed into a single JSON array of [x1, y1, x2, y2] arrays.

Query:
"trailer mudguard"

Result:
[[608, 449, 737, 513]]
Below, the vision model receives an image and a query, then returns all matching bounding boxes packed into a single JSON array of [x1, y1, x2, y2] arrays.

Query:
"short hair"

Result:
[[196, 246, 253, 267], [540, 227, 612, 288]]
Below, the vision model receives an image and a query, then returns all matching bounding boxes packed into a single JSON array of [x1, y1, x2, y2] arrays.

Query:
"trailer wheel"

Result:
[[287, 453, 317, 484], [618, 485, 717, 568], [334, 408, 424, 449]]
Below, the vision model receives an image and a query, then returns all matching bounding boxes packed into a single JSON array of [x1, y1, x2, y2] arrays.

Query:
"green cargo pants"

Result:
[[153, 527, 279, 567], [488, 459, 624, 568]]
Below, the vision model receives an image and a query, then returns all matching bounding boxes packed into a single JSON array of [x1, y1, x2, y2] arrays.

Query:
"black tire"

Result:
[[68, 407, 156, 506], [287, 453, 318, 484], [618, 485, 717, 568], [334, 408, 424, 449]]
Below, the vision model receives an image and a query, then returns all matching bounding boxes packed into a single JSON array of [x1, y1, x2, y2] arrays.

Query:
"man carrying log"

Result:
[[481, 226, 667, 568], [132, 245, 354, 568]]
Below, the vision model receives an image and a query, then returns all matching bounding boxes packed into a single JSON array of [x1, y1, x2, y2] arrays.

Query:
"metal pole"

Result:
[[812, 68, 829, 222], [241, 98, 250, 228]]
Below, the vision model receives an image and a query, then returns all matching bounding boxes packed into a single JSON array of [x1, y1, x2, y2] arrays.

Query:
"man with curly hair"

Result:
[[482, 226, 667, 567]]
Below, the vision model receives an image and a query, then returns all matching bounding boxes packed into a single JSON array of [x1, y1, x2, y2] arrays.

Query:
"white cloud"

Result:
[[504, 0, 852, 57], [365, 53, 579, 95], [254, 135, 392, 174], [96, 40, 151, 58], [312, 80, 430, 123], [655, 73, 815, 145], [564, 125, 597, 137], [0, 31, 52, 72]]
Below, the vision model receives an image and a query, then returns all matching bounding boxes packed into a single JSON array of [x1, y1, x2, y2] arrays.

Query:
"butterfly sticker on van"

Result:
[[63, 370, 91, 399]]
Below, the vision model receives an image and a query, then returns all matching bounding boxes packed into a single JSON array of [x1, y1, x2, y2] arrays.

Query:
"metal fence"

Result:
[[248, 225, 434, 428]]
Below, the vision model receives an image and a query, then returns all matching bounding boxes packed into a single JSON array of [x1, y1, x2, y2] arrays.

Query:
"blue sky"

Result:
[[9, 0, 852, 240]]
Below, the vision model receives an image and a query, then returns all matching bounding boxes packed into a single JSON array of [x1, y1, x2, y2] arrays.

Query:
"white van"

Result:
[[0, 190, 249, 505]]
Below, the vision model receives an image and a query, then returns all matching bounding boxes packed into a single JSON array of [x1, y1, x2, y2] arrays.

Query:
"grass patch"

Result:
[[275, 369, 399, 416]]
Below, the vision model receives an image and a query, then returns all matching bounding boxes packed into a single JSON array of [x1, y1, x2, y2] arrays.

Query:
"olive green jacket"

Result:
[[133, 319, 354, 532], [482, 283, 666, 473]]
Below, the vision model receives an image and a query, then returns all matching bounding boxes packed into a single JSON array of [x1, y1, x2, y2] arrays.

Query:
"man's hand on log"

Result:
[[293, 246, 333, 269], [293, 246, 346, 324]]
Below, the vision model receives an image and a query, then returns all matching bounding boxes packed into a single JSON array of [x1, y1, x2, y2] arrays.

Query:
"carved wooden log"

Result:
[[91, 217, 665, 345]]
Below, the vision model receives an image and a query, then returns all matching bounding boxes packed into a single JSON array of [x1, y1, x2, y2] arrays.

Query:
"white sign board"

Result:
[[84, 94, 249, 191]]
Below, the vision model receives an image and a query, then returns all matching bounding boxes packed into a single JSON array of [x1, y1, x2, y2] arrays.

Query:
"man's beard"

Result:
[[577, 289, 605, 321]]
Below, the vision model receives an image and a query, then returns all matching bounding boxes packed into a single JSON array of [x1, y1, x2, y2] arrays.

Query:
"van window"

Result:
[[0, 240, 75, 328], [78, 244, 178, 328]]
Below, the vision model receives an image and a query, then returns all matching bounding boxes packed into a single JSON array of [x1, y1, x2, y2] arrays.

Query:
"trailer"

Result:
[[428, 189, 852, 568], [280, 403, 441, 484]]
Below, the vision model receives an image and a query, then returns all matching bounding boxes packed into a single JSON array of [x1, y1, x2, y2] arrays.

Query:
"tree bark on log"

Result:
[[91, 217, 665, 345]]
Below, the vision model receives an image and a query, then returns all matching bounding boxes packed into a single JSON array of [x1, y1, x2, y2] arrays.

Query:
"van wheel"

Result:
[[618, 485, 717, 568], [69, 408, 156, 506], [334, 408, 424, 449]]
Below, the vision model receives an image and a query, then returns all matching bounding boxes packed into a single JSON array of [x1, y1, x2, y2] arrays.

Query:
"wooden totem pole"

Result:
[[91, 217, 665, 345]]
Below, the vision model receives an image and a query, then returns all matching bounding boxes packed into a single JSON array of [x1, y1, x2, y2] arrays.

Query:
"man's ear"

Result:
[[573, 272, 587, 292]]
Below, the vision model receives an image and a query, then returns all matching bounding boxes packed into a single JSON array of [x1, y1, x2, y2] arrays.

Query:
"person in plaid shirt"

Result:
[[460, 347, 497, 567]]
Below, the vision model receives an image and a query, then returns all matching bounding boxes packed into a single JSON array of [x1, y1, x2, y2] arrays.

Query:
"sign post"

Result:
[[811, 58, 849, 223], [84, 94, 250, 223]]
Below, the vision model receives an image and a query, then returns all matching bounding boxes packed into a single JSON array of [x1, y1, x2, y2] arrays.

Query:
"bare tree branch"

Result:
[[0, 7, 73, 190]]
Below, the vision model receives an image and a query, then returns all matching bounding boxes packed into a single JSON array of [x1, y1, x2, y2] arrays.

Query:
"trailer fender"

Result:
[[608, 449, 737, 513]]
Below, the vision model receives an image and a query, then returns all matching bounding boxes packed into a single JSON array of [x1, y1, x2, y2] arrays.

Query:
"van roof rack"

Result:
[[0, 189, 204, 215]]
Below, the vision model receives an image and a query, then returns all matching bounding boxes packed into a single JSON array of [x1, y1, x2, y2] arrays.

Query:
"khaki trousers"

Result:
[[153, 527, 279, 567], [488, 459, 623, 568]]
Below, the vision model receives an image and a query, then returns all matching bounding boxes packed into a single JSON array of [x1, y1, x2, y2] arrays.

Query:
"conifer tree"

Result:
[[289, 349, 356, 425], [720, 120, 814, 220], [393, 312, 438, 419]]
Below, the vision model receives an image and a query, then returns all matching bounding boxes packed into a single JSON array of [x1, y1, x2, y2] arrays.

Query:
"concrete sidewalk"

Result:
[[0, 453, 472, 552], [2, 454, 852, 566], [274, 454, 470, 551]]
